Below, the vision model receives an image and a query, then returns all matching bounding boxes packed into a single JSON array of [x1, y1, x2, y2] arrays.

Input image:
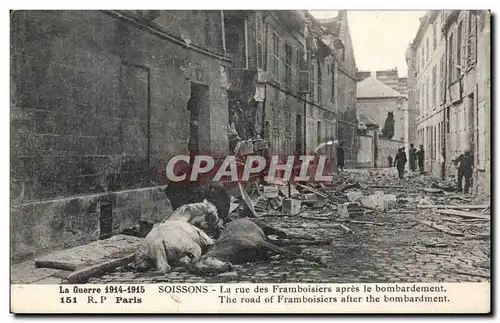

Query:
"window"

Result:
[[423, 43, 426, 65], [317, 65, 322, 105], [310, 63, 316, 101], [271, 32, 280, 79], [416, 53, 419, 74], [427, 78, 431, 113], [457, 21, 463, 77], [331, 62, 335, 101], [448, 32, 455, 82], [446, 107, 450, 134], [467, 12, 477, 68], [420, 47, 424, 69], [317, 121, 321, 146], [417, 87, 420, 112], [298, 49, 310, 94], [423, 82, 427, 113], [284, 43, 292, 87], [256, 13, 264, 70], [420, 83, 424, 115], [432, 22, 437, 50], [432, 65, 437, 108], [440, 54, 445, 104], [426, 38, 430, 62]]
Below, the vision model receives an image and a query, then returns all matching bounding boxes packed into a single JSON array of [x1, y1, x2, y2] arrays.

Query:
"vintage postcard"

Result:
[[9, 7, 491, 314]]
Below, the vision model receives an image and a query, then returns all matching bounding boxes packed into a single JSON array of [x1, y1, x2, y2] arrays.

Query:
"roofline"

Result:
[[357, 96, 408, 100], [411, 11, 439, 49]]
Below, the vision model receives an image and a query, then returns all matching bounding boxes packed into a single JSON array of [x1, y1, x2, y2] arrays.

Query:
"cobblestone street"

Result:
[[88, 169, 491, 285]]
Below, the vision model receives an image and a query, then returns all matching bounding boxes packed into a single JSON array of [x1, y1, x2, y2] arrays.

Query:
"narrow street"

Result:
[[87, 168, 491, 284]]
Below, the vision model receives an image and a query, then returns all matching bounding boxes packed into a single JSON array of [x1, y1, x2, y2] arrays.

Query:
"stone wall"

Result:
[[10, 10, 230, 261], [377, 138, 404, 169], [357, 135, 374, 167]]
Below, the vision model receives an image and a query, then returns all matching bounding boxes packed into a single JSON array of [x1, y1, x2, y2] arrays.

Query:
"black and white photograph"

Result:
[[9, 7, 491, 302]]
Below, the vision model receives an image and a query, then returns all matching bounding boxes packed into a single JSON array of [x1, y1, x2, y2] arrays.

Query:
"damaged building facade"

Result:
[[406, 10, 491, 195], [224, 11, 358, 162], [10, 10, 358, 262]]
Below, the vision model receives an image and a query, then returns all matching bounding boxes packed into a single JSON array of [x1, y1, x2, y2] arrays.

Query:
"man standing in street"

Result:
[[336, 142, 345, 172], [393, 148, 407, 179], [417, 144, 425, 173], [453, 149, 474, 194], [409, 143, 417, 172]]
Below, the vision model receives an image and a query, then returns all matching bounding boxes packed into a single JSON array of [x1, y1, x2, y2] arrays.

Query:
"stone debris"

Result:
[[14, 168, 490, 285]]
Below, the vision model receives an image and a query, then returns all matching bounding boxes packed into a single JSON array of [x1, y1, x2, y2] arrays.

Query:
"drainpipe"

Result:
[[303, 94, 307, 154], [244, 16, 249, 69], [442, 24, 448, 175], [220, 10, 226, 53]]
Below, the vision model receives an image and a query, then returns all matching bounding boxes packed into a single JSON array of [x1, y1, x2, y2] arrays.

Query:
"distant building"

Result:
[[356, 72, 409, 145], [357, 69, 412, 146]]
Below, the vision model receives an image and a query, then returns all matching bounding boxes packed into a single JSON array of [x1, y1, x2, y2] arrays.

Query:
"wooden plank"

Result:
[[271, 239, 332, 246], [435, 209, 490, 220], [66, 254, 135, 284], [295, 183, 340, 205], [35, 260, 76, 271], [367, 185, 405, 189], [418, 221, 464, 237], [418, 204, 489, 210], [299, 214, 332, 221], [346, 220, 390, 226]]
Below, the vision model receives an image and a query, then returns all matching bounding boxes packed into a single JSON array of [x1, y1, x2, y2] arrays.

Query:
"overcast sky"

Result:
[[310, 11, 426, 77]]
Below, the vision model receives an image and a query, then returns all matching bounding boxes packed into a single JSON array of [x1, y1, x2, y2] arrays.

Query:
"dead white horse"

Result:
[[134, 220, 215, 274], [164, 199, 224, 235]]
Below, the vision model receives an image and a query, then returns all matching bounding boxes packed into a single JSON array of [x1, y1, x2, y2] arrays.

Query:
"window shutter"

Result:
[[298, 49, 310, 93], [472, 14, 477, 65], [255, 13, 264, 70]]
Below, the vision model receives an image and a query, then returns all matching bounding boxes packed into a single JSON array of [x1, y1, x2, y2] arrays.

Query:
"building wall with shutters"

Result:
[[409, 10, 490, 193]]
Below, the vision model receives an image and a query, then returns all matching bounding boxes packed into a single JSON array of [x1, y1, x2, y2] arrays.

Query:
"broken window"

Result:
[[271, 107, 279, 137], [284, 43, 292, 87], [271, 31, 280, 80]]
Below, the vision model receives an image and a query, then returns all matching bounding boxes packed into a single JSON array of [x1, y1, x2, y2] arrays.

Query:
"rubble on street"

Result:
[[12, 168, 490, 285]]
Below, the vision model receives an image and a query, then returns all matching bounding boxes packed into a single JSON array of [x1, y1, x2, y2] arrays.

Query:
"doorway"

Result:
[[295, 114, 302, 154], [187, 83, 210, 158]]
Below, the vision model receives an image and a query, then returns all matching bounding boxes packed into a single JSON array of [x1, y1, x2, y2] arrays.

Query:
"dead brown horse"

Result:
[[187, 219, 328, 275]]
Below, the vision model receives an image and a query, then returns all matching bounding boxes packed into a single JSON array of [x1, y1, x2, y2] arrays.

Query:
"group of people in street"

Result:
[[390, 144, 425, 180], [389, 143, 474, 194]]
